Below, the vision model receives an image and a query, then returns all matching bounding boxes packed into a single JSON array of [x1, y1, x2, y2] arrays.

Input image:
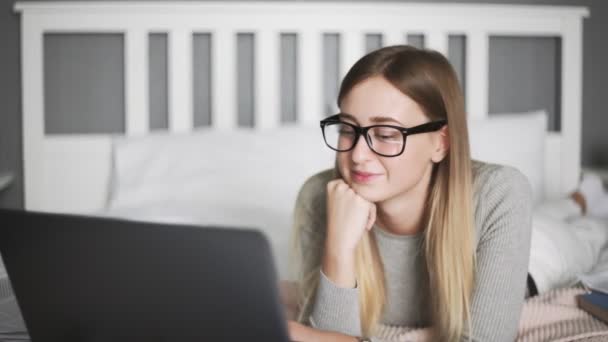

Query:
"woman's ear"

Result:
[[431, 125, 450, 163]]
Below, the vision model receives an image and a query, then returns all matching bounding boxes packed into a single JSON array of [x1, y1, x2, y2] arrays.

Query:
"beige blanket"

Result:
[[280, 283, 608, 341]]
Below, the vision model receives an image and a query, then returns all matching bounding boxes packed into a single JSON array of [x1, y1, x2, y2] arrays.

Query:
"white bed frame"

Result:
[[15, 1, 589, 213]]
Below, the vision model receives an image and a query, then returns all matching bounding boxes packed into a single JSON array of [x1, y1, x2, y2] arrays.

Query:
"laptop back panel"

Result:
[[0, 209, 289, 341]]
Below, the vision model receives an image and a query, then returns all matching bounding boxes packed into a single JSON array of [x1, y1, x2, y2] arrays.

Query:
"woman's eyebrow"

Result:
[[337, 113, 359, 123], [369, 115, 404, 126], [339, 113, 404, 126]]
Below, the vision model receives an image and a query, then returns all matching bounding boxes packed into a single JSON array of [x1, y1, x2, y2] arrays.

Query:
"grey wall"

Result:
[[1, 0, 606, 209], [0, 2, 22, 209], [44, 33, 126, 134]]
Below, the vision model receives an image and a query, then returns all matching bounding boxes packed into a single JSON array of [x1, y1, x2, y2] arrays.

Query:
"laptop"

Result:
[[0, 209, 291, 341]]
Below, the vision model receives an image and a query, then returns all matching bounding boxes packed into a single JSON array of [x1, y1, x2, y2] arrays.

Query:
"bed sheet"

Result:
[[588, 240, 608, 275], [0, 277, 28, 341], [529, 198, 608, 294]]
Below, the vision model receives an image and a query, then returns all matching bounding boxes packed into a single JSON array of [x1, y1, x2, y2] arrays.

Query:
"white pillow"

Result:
[[106, 124, 336, 280], [468, 110, 547, 204], [109, 125, 334, 206]]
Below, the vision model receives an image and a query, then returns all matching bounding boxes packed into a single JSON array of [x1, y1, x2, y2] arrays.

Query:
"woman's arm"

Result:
[[291, 172, 365, 336], [465, 166, 534, 341], [282, 281, 361, 342], [288, 320, 359, 342]]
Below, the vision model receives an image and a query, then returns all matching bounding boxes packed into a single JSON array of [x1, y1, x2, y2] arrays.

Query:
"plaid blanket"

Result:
[[282, 282, 608, 342]]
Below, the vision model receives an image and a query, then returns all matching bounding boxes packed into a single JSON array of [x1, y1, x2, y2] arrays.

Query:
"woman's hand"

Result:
[[326, 179, 376, 255], [288, 320, 317, 341], [279, 281, 299, 320], [323, 179, 376, 288], [287, 320, 359, 342]]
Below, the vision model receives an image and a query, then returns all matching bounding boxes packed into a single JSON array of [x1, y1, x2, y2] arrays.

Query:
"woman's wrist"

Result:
[[329, 332, 361, 342], [288, 319, 363, 342], [317, 329, 361, 342], [321, 244, 357, 288]]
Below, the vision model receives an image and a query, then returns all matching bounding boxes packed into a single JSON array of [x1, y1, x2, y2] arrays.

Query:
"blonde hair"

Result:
[[291, 45, 476, 341]]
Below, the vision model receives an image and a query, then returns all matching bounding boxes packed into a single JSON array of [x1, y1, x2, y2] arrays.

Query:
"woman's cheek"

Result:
[[336, 156, 351, 182]]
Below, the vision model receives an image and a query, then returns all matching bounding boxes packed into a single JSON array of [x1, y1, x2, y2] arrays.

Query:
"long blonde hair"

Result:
[[292, 45, 476, 341]]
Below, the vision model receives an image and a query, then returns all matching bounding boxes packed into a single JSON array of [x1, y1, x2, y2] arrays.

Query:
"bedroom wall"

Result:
[[1, 0, 606, 209]]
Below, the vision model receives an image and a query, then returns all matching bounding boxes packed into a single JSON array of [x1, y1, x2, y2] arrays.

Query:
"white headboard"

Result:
[[15, 1, 589, 213]]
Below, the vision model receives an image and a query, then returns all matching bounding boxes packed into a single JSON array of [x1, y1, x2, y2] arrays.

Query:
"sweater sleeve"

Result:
[[291, 169, 363, 335], [464, 166, 534, 342], [309, 270, 362, 336]]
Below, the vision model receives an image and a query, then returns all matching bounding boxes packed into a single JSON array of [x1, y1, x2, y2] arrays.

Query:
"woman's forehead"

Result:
[[339, 76, 427, 125]]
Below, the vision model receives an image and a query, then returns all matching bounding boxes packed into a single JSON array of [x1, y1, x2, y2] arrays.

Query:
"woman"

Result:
[[287, 45, 534, 341]]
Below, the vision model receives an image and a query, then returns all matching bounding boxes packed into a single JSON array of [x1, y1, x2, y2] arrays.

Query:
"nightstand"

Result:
[[0, 172, 13, 192]]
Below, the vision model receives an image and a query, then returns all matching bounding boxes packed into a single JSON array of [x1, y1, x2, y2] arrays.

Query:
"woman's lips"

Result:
[[352, 170, 381, 184]]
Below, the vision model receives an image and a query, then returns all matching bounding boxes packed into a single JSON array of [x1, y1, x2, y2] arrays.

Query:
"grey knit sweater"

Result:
[[293, 160, 534, 341]]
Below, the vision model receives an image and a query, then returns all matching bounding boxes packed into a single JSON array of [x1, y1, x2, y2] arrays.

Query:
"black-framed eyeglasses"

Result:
[[320, 114, 447, 157]]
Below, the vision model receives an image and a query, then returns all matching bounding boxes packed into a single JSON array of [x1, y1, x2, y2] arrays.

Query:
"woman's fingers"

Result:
[[326, 179, 345, 193]]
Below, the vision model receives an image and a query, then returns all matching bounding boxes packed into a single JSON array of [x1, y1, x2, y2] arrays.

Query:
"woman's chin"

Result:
[[349, 183, 384, 203]]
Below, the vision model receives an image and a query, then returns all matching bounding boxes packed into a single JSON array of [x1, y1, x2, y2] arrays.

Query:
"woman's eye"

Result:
[[338, 126, 355, 135], [374, 131, 399, 141]]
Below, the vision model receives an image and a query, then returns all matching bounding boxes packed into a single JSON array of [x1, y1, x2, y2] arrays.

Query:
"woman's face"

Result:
[[337, 76, 441, 203]]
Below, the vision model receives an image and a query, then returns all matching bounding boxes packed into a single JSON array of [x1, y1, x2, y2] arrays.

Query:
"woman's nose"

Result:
[[351, 135, 375, 163]]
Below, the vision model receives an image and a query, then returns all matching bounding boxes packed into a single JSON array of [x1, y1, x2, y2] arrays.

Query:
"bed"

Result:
[[12, 1, 607, 340]]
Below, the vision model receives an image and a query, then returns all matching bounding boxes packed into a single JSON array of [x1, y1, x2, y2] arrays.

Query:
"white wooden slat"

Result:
[[20, 12, 566, 37], [425, 31, 448, 56], [18, 12, 567, 38], [560, 17, 583, 195], [383, 31, 406, 47], [544, 133, 562, 200], [125, 28, 149, 135], [21, 15, 44, 210], [465, 32, 489, 120], [13, 3, 588, 38], [13, 2, 590, 19], [168, 28, 193, 132], [255, 30, 280, 129], [298, 30, 323, 124], [212, 30, 237, 129], [340, 30, 364, 80]]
